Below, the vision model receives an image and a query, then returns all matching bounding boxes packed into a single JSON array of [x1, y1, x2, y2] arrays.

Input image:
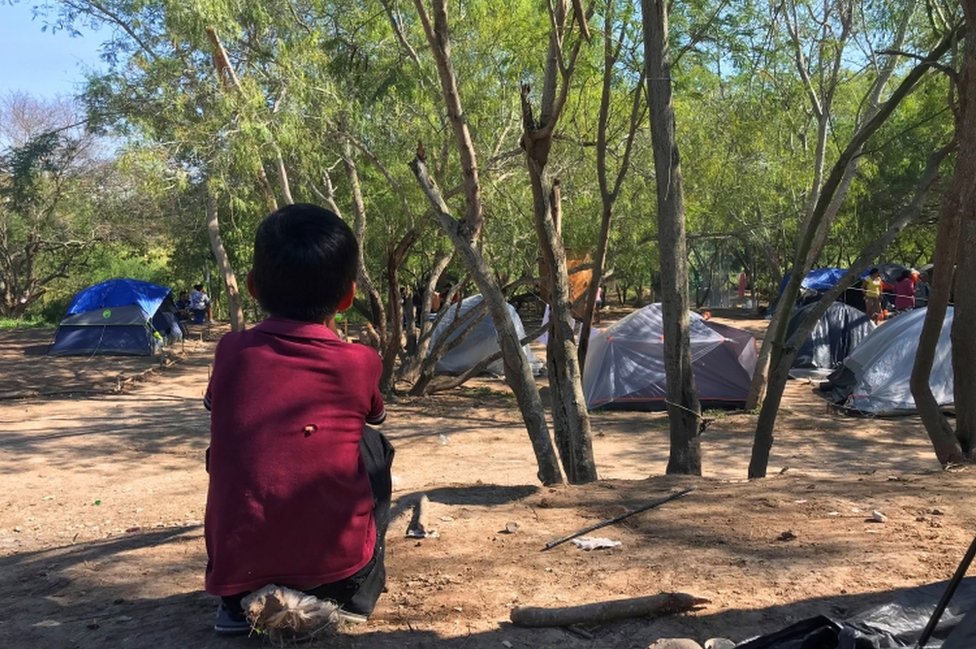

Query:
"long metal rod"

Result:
[[914, 534, 976, 649], [542, 486, 695, 551]]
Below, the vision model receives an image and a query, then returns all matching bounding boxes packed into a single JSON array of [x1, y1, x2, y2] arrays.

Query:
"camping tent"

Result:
[[582, 303, 757, 410], [820, 306, 954, 415], [787, 302, 876, 379], [428, 294, 541, 375], [49, 278, 181, 356]]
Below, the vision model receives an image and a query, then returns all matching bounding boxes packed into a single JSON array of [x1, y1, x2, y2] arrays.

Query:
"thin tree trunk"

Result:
[[643, 0, 701, 475], [205, 191, 244, 331], [579, 6, 644, 370], [747, 2, 913, 409], [205, 27, 279, 212], [746, 31, 957, 477]]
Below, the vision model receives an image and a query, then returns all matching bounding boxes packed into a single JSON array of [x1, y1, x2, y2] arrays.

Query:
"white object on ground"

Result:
[[571, 536, 621, 550]]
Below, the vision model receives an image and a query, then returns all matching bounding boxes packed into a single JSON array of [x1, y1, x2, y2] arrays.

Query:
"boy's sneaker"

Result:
[[214, 603, 251, 635]]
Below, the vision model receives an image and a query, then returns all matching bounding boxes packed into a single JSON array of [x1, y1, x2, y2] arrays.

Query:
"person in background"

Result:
[[203, 203, 393, 636], [593, 284, 605, 324], [915, 271, 931, 308], [175, 291, 191, 321], [864, 268, 884, 323], [189, 284, 211, 324], [894, 269, 916, 312]]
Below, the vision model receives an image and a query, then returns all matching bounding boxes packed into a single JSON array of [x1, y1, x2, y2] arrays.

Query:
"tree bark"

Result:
[[511, 593, 708, 627], [642, 0, 701, 475], [951, 7, 976, 452], [204, 191, 244, 331]]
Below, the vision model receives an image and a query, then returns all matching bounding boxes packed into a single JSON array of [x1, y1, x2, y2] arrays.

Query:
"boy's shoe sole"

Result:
[[214, 604, 251, 635]]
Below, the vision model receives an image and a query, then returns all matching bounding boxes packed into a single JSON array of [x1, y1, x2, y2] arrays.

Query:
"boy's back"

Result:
[[205, 317, 384, 595]]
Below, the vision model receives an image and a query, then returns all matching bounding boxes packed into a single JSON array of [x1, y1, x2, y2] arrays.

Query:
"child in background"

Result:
[[204, 203, 394, 635]]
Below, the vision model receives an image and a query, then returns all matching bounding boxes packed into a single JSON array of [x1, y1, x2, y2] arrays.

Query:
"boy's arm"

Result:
[[365, 385, 386, 424], [365, 354, 386, 425]]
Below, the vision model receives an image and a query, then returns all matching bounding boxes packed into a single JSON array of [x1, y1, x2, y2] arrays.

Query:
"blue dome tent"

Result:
[[49, 278, 181, 356]]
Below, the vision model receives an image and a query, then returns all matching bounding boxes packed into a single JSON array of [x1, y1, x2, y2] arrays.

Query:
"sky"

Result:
[[0, 2, 107, 101]]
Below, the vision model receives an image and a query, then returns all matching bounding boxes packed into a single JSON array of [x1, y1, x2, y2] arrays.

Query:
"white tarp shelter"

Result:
[[582, 303, 757, 410]]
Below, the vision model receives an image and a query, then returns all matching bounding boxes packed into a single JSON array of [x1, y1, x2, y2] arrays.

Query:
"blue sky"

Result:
[[0, 2, 107, 100]]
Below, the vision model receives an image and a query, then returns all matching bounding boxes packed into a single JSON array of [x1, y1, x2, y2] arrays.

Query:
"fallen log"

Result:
[[510, 592, 709, 627]]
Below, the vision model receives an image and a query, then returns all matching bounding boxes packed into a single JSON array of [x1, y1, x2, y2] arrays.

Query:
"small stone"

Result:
[[777, 530, 797, 542], [931, 508, 944, 515], [502, 641, 514, 649], [647, 639, 703, 649], [503, 522, 520, 534], [869, 511, 887, 523]]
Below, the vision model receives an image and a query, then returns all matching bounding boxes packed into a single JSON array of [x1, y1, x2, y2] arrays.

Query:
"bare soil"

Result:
[[0, 315, 972, 649]]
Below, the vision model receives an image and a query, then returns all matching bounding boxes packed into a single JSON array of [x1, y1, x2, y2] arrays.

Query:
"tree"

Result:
[[748, 21, 959, 478], [642, 0, 701, 474], [912, 2, 976, 463], [0, 95, 103, 317], [410, 0, 564, 485], [519, 0, 598, 483]]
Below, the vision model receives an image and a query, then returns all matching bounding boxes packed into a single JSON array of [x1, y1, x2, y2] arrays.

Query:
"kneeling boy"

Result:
[[203, 203, 393, 634]]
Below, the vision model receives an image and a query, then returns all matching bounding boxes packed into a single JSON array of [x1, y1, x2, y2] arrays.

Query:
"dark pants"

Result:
[[222, 426, 395, 617]]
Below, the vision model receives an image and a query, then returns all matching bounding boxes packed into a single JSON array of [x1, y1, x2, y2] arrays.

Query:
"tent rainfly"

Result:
[[582, 303, 757, 410], [820, 306, 954, 415], [49, 278, 181, 356]]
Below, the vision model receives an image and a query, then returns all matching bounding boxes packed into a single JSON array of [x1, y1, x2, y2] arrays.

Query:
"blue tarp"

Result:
[[65, 278, 171, 319], [778, 268, 848, 295]]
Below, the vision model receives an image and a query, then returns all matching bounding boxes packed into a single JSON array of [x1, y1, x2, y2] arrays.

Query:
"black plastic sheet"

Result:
[[733, 578, 976, 649]]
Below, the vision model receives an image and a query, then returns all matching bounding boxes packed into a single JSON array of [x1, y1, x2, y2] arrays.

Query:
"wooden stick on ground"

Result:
[[542, 486, 695, 551], [510, 592, 709, 627]]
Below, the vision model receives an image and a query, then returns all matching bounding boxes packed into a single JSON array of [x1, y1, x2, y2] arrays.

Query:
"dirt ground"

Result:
[[1, 315, 973, 649]]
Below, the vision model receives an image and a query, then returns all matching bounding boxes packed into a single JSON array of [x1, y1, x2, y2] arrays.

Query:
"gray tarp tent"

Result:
[[787, 301, 876, 380], [820, 306, 954, 415], [582, 303, 757, 410], [428, 294, 541, 375]]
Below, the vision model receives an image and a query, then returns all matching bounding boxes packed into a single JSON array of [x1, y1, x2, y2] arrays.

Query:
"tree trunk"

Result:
[[642, 0, 701, 475], [205, 192, 244, 331], [917, 9, 976, 461]]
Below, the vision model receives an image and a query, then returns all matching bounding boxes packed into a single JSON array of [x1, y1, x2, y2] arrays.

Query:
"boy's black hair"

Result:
[[252, 203, 359, 322], [869, 268, 879, 275], [193, 283, 204, 290]]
